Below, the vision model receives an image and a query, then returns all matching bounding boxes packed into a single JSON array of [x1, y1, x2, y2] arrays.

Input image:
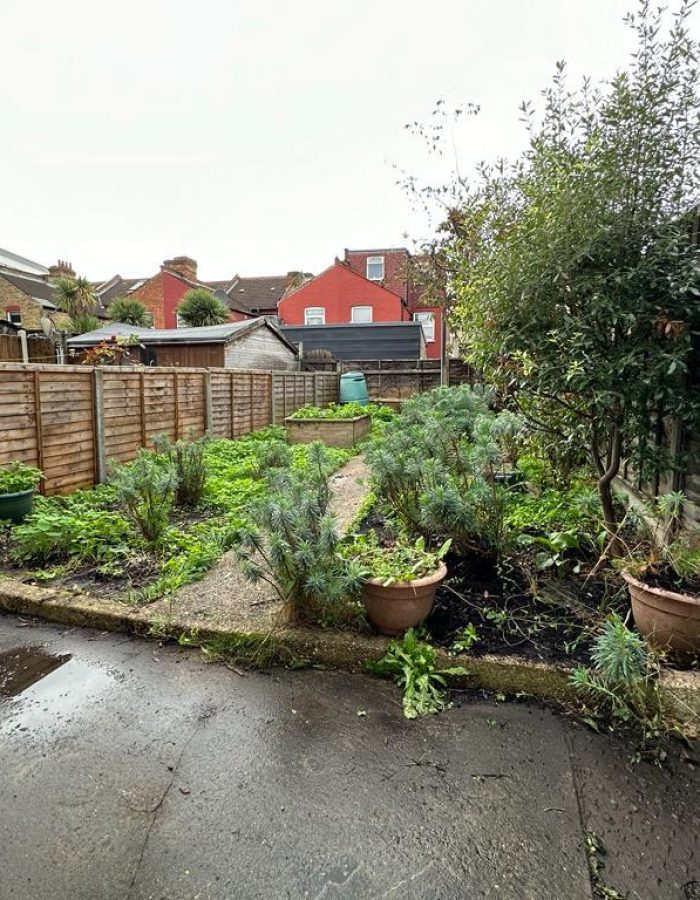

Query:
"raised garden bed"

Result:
[[285, 413, 371, 449]]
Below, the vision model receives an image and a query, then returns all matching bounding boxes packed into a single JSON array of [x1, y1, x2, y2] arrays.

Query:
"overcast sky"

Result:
[[3, 1, 697, 282]]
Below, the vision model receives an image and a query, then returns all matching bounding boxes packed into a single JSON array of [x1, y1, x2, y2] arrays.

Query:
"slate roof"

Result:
[[93, 276, 149, 305], [0, 270, 58, 310], [207, 274, 312, 314]]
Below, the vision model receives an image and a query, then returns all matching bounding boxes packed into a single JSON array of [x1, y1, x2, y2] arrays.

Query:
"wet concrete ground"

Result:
[[0, 617, 697, 900]]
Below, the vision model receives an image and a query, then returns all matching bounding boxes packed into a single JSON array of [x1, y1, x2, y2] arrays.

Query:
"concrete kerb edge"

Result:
[[0, 575, 697, 725]]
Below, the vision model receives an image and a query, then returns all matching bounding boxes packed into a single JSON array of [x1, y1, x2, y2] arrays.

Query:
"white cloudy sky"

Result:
[[2, 1, 697, 281]]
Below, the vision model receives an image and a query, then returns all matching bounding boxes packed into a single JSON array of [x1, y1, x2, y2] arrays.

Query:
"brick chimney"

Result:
[[163, 256, 197, 281], [48, 259, 75, 279]]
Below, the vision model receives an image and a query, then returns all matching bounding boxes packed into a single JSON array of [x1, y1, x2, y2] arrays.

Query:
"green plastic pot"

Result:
[[0, 487, 35, 524]]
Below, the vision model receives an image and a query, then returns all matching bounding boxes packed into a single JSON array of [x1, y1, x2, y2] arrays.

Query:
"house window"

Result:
[[6, 309, 21, 326], [176, 313, 187, 328], [413, 311, 435, 342], [351, 306, 372, 323], [304, 307, 325, 325], [366, 256, 384, 281]]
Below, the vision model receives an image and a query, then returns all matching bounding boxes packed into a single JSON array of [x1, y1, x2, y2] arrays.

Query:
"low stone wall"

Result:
[[285, 414, 371, 449]]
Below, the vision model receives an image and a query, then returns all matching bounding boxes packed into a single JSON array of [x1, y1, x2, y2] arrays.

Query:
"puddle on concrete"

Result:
[[0, 645, 71, 697], [0, 644, 114, 736]]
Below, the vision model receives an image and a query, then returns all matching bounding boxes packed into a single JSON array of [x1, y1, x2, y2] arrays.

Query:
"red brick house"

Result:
[[278, 248, 445, 359], [95, 259, 310, 329], [94, 256, 210, 329]]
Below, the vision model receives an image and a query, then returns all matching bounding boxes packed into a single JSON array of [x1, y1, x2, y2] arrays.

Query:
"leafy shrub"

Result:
[[570, 614, 665, 738], [176, 288, 229, 327], [365, 384, 507, 555], [366, 629, 467, 718], [12, 502, 132, 564], [234, 442, 363, 625], [111, 451, 177, 546], [343, 532, 450, 585], [0, 462, 42, 494], [108, 297, 151, 326], [151, 433, 207, 508]]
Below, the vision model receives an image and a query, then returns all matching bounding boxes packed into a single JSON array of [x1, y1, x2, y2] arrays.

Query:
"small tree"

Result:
[[68, 312, 99, 335], [410, 1, 700, 551], [177, 289, 229, 327], [109, 297, 151, 327], [53, 275, 97, 320]]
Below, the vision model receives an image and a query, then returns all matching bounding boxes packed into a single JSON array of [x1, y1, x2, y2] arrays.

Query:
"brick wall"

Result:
[[0, 277, 71, 330], [279, 263, 405, 326]]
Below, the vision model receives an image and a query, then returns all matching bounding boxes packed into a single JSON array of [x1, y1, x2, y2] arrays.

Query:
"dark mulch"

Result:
[[641, 564, 700, 599], [426, 552, 615, 666]]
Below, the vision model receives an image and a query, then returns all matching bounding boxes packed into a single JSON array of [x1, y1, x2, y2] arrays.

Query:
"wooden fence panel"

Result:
[[0, 364, 340, 494]]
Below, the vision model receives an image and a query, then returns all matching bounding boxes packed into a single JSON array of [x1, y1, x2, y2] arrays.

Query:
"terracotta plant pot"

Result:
[[623, 571, 700, 655], [361, 562, 447, 636]]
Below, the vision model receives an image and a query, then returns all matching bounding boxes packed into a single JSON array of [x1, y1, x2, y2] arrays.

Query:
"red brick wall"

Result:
[[129, 270, 241, 329], [344, 249, 413, 302], [278, 263, 405, 326], [408, 305, 443, 359], [129, 272, 166, 328]]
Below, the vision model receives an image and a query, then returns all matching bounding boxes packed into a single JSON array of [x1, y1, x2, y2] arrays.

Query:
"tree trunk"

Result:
[[598, 477, 622, 558], [591, 422, 623, 558]]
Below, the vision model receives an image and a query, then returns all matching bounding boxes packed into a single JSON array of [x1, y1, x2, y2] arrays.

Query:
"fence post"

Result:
[[313, 373, 319, 406], [204, 371, 213, 434], [173, 370, 180, 440], [249, 372, 254, 433], [93, 368, 107, 484], [33, 370, 45, 493], [230, 371, 235, 438], [269, 373, 275, 424]]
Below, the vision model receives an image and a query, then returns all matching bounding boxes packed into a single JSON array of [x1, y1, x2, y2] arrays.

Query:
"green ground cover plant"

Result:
[[2, 427, 351, 604], [289, 401, 395, 422]]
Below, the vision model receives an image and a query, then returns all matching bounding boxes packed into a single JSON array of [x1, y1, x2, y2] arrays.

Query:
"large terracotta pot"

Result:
[[361, 563, 447, 636], [623, 571, 700, 655]]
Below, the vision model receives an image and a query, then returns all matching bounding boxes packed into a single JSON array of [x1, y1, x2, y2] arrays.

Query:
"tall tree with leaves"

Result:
[[411, 1, 700, 550], [177, 288, 230, 327]]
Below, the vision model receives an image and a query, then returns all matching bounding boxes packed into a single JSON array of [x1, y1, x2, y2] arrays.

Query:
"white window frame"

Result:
[[304, 307, 325, 325], [413, 311, 435, 342], [350, 305, 372, 323], [176, 313, 187, 328], [6, 310, 21, 325], [366, 255, 384, 281]]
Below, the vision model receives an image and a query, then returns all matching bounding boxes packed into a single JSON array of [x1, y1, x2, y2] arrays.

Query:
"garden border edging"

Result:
[[1, 575, 697, 728]]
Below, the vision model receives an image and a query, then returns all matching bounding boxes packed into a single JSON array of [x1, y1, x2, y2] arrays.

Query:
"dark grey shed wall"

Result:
[[281, 323, 424, 360]]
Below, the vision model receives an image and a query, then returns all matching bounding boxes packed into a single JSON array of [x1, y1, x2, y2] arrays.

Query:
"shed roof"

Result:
[[67, 317, 298, 353]]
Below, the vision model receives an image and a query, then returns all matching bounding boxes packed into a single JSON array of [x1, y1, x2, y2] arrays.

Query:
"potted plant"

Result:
[[0, 461, 43, 524], [622, 537, 700, 655], [345, 533, 450, 635]]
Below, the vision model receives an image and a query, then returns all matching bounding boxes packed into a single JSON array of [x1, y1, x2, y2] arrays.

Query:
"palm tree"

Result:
[[108, 297, 152, 327], [177, 289, 230, 327], [53, 275, 97, 320]]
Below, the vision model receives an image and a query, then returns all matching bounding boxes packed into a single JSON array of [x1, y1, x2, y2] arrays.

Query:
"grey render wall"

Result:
[[225, 327, 298, 370], [281, 323, 425, 360]]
